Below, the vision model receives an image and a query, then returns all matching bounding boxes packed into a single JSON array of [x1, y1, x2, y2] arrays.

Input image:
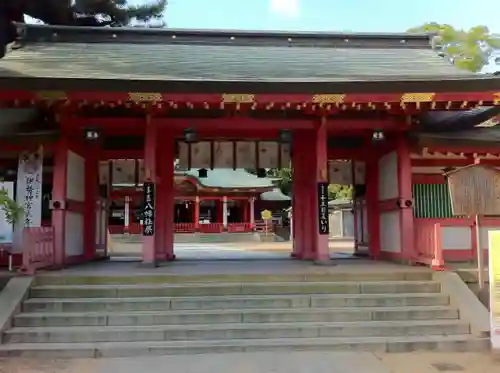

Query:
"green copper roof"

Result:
[[177, 169, 276, 189], [260, 188, 291, 201]]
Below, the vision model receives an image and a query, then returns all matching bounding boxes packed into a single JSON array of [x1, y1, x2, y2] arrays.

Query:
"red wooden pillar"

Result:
[[155, 142, 165, 260], [249, 197, 255, 228], [396, 135, 414, 262], [291, 130, 305, 258], [194, 197, 200, 229], [310, 119, 330, 262], [156, 132, 175, 261], [242, 200, 248, 223], [51, 136, 69, 268], [83, 142, 99, 260], [216, 199, 223, 223], [301, 131, 318, 260], [366, 148, 381, 259], [141, 117, 157, 266]]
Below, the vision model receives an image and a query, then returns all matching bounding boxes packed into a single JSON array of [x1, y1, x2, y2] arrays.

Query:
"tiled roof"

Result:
[[178, 169, 276, 189], [0, 25, 473, 82], [260, 188, 291, 201]]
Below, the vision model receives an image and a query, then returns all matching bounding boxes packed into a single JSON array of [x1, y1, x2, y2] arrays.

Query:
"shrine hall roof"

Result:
[[1, 24, 499, 92], [260, 188, 291, 201], [177, 169, 278, 189]]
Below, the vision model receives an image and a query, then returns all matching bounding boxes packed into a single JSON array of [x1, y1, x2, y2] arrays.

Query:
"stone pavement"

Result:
[[1, 352, 499, 373], [108, 240, 356, 260]]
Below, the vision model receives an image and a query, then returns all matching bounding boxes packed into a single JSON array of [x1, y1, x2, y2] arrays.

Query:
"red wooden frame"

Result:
[[414, 217, 500, 262]]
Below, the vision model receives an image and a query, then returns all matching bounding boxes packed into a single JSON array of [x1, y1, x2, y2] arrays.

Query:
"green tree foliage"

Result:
[[5, 0, 167, 26], [408, 22, 500, 72], [266, 168, 352, 201], [266, 168, 293, 196], [0, 188, 23, 225], [328, 184, 353, 200]]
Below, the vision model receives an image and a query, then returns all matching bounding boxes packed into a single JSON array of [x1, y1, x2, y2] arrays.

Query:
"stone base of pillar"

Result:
[[313, 259, 337, 266], [138, 260, 158, 268], [165, 254, 176, 261]]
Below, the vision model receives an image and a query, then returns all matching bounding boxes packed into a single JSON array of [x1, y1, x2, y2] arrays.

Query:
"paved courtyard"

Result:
[[1, 351, 499, 373], [108, 240, 357, 260]]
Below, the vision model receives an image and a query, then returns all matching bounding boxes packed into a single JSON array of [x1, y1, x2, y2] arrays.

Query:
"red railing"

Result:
[[255, 220, 274, 234], [227, 223, 253, 233], [199, 223, 224, 233], [413, 219, 445, 270], [175, 223, 196, 233], [20, 227, 55, 274]]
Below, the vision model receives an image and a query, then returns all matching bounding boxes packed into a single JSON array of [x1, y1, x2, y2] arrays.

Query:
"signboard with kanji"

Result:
[[446, 164, 500, 216], [142, 182, 155, 236], [317, 182, 329, 235], [261, 209, 272, 220]]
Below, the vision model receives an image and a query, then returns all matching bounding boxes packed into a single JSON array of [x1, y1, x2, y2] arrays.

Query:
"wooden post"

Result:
[[475, 214, 485, 290], [141, 116, 157, 267]]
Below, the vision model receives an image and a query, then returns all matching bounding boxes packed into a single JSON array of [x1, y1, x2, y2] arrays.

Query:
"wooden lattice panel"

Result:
[[446, 164, 500, 216]]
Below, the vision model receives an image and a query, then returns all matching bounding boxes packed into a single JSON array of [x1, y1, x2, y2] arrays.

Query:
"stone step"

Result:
[[29, 281, 441, 298], [3, 320, 470, 344], [0, 335, 488, 358], [13, 306, 459, 327], [22, 293, 450, 312], [34, 271, 433, 286]]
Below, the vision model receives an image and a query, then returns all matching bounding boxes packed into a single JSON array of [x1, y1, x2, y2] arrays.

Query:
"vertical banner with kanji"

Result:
[[16, 147, 43, 228], [317, 182, 329, 235], [142, 182, 155, 236]]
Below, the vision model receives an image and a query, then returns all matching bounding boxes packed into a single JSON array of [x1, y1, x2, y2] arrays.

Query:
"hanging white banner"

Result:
[[213, 141, 234, 168], [190, 141, 212, 169], [0, 182, 14, 244], [16, 147, 43, 228], [111, 159, 135, 184], [236, 141, 256, 168], [328, 160, 352, 185], [280, 143, 291, 169], [178, 142, 189, 169], [258, 142, 279, 168], [353, 161, 366, 184]]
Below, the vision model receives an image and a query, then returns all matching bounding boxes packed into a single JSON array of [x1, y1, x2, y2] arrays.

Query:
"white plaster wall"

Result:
[[378, 151, 399, 200], [363, 204, 369, 242], [329, 211, 342, 237], [380, 211, 401, 253], [356, 207, 363, 241], [442, 227, 471, 250], [66, 151, 85, 201], [342, 210, 354, 238], [480, 226, 500, 249], [100, 209, 107, 245], [65, 212, 84, 256], [95, 210, 101, 245]]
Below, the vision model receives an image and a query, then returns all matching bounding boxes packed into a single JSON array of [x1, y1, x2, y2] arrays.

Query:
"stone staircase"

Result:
[[0, 271, 489, 358]]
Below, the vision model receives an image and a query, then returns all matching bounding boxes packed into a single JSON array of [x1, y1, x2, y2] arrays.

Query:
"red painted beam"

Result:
[[74, 117, 314, 130], [101, 150, 144, 160], [423, 146, 500, 154], [412, 174, 445, 184], [411, 158, 500, 167], [73, 117, 403, 132], [1, 90, 499, 105], [0, 141, 55, 153]]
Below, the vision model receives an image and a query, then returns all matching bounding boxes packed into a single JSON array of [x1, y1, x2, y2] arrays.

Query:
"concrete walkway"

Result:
[[108, 240, 356, 260], [0, 352, 499, 373]]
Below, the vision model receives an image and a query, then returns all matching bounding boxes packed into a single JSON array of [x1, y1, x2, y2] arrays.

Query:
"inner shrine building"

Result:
[[0, 23, 500, 271], [106, 162, 290, 235]]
